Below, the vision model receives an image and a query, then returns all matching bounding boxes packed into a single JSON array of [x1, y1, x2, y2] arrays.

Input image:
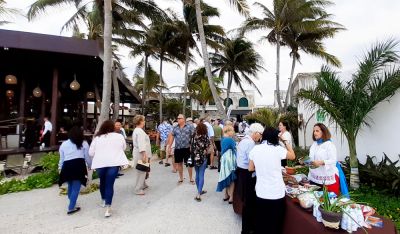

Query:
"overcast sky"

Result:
[[2, 0, 400, 105]]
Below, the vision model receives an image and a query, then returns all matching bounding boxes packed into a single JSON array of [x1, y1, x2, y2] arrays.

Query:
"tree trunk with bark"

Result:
[[275, 34, 283, 112], [142, 55, 149, 115], [194, 0, 225, 117], [226, 73, 233, 112], [159, 54, 164, 124], [348, 135, 360, 189], [182, 43, 190, 115], [112, 66, 120, 120], [284, 54, 296, 110], [97, 0, 113, 131]]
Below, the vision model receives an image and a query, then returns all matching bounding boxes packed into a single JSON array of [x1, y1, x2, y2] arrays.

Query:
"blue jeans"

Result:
[[97, 166, 119, 206], [67, 180, 81, 211], [195, 159, 207, 194]]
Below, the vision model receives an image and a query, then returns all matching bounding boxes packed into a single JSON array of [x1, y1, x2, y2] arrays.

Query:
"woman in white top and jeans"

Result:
[[132, 115, 152, 195], [249, 127, 295, 234], [89, 120, 129, 217]]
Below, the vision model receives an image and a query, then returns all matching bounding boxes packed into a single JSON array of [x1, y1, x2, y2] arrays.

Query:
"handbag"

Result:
[[136, 160, 150, 172]]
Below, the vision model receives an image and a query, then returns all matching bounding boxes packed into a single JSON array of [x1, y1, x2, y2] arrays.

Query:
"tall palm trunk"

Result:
[[348, 134, 360, 189], [112, 67, 120, 120], [275, 34, 283, 112], [97, 0, 112, 131], [194, 0, 225, 117], [142, 55, 149, 115], [226, 72, 233, 112], [284, 54, 297, 110], [202, 103, 206, 115], [159, 54, 164, 124], [182, 43, 190, 115]]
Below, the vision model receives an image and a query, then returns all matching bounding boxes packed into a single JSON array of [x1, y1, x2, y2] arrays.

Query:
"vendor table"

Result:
[[283, 196, 397, 234]]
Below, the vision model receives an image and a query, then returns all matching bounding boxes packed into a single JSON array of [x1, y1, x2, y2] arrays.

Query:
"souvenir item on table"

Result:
[[297, 192, 316, 209], [341, 204, 369, 232], [365, 216, 383, 228]]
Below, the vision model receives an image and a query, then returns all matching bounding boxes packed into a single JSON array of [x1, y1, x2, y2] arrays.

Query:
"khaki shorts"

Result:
[[207, 143, 214, 155], [160, 141, 166, 151]]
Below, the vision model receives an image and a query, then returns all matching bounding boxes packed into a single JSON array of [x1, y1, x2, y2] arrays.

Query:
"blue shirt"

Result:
[[236, 135, 255, 169], [158, 122, 173, 143], [58, 140, 91, 169], [172, 123, 194, 149]]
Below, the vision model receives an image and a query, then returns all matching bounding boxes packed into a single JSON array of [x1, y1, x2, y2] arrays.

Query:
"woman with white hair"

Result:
[[233, 123, 264, 234]]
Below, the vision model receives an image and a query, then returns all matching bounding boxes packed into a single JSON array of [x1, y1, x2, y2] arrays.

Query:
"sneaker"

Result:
[[164, 163, 171, 167], [99, 200, 106, 208], [159, 160, 164, 164], [105, 207, 111, 218]]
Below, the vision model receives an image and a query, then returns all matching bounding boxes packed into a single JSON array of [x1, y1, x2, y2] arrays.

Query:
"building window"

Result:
[[239, 97, 248, 107], [186, 98, 191, 106], [224, 98, 233, 107], [208, 99, 215, 106]]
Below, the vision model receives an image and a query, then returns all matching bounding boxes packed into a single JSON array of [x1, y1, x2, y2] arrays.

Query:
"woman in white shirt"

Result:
[[89, 120, 129, 217], [249, 127, 295, 234], [278, 120, 293, 167], [308, 123, 340, 195], [132, 115, 152, 195]]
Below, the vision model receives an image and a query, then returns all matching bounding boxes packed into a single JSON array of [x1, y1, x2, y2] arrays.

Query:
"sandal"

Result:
[[67, 207, 81, 215], [190, 180, 195, 185], [200, 190, 207, 195], [223, 196, 230, 201], [165, 163, 171, 167], [177, 180, 183, 184], [194, 196, 201, 202]]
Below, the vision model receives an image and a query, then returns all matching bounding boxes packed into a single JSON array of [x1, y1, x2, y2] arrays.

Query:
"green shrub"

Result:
[[343, 154, 400, 195], [125, 150, 133, 160], [0, 152, 60, 195], [151, 144, 160, 155]]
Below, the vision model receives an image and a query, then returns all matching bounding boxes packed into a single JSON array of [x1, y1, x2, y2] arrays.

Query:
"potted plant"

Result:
[[315, 186, 347, 229]]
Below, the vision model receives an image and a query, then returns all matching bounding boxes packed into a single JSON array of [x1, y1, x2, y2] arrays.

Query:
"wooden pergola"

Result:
[[0, 29, 141, 146]]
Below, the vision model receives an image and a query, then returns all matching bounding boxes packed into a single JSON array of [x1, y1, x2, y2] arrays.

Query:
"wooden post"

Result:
[[40, 93, 46, 120], [121, 102, 124, 122], [19, 79, 26, 134], [83, 94, 88, 131], [50, 69, 59, 146]]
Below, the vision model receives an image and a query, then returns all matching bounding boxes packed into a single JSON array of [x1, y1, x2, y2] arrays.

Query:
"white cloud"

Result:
[[2, 0, 400, 105]]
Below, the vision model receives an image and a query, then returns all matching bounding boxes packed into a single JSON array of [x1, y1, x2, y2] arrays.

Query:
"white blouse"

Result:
[[308, 141, 338, 185], [132, 127, 152, 158], [89, 132, 129, 169]]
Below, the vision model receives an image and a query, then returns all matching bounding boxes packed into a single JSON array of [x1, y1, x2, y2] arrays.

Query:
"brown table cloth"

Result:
[[283, 196, 397, 234]]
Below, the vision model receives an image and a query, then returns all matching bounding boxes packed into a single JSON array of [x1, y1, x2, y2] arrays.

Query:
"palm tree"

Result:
[[244, 108, 280, 127], [181, 1, 225, 115], [146, 21, 187, 123], [240, 0, 335, 111], [192, 0, 249, 117], [210, 37, 264, 112], [133, 64, 165, 96], [297, 40, 400, 189], [188, 67, 223, 115], [282, 1, 345, 109], [0, 0, 21, 25]]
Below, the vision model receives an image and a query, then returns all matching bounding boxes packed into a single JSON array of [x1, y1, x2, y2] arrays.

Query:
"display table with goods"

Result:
[[283, 171, 397, 234]]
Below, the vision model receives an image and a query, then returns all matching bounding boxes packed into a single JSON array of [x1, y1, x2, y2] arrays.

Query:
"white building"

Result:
[[293, 72, 400, 164]]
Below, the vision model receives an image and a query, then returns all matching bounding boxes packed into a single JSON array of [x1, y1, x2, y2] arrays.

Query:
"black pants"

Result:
[[42, 131, 51, 147], [241, 170, 257, 234], [255, 197, 286, 234]]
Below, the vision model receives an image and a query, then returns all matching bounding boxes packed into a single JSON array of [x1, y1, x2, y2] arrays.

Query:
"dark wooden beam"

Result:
[[50, 68, 58, 146]]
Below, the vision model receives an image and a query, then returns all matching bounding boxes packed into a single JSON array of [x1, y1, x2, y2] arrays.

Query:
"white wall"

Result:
[[298, 91, 400, 164]]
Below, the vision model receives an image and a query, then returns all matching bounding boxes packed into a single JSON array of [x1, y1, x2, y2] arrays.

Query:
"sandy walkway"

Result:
[[0, 160, 241, 234]]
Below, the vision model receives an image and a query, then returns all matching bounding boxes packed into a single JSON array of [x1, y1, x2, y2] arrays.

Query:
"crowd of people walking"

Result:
[[58, 113, 343, 234]]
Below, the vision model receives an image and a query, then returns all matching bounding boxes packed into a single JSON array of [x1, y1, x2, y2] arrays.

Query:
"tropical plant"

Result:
[[240, 0, 340, 111], [282, 1, 345, 109], [297, 40, 400, 189], [146, 21, 187, 123], [188, 67, 223, 115], [192, 0, 250, 117], [180, 1, 225, 115], [0, 0, 21, 25], [244, 108, 279, 127], [210, 37, 264, 111]]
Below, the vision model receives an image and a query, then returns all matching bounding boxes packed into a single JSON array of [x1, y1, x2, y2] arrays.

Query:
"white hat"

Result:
[[186, 117, 193, 122]]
